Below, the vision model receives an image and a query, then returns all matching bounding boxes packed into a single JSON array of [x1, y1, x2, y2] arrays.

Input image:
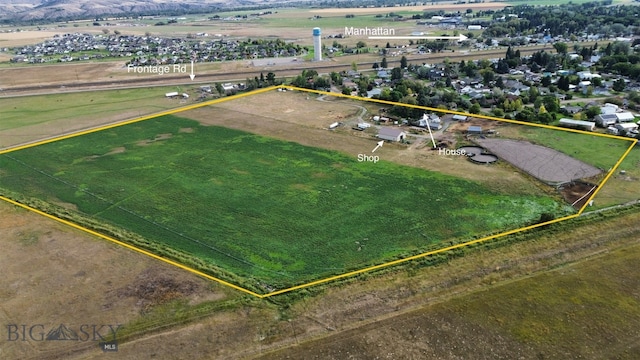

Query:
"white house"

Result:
[[595, 114, 618, 127], [578, 81, 591, 92], [577, 71, 602, 80], [416, 113, 442, 130], [600, 105, 617, 115]]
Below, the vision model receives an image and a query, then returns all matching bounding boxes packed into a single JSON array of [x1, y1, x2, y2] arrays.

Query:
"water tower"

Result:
[[313, 27, 322, 61]]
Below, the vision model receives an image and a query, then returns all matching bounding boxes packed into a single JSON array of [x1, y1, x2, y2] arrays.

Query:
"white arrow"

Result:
[[372, 140, 384, 153], [368, 34, 468, 41], [425, 121, 438, 149], [189, 60, 195, 81]]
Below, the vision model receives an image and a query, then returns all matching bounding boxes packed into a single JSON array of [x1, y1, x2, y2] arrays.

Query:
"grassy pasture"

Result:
[[0, 87, 192, 148], [0, 114, 571, 292], [589, 146, 640, 209]]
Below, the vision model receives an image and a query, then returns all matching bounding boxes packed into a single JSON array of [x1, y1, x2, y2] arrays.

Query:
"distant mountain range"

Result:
[[0, 0, 290, 23]]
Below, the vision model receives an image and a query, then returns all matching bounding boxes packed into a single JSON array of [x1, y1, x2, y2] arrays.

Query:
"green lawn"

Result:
[[0, 115, 572, 292], [0, 87, 199, 149]]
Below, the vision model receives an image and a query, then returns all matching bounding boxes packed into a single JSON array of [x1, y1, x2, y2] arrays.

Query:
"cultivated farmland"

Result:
[[0, 112, 573, 293]]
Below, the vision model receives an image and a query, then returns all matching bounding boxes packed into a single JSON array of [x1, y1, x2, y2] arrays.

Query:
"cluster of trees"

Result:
[[368, 77, 474, 118], [244, 71, 280, 91], [482, 2, 639, 38], [596, 42, 640, 80], [289, 69, 332, 91]]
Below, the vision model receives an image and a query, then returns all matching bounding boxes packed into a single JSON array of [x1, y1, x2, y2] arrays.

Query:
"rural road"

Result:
[[0, 45, 561, 98]]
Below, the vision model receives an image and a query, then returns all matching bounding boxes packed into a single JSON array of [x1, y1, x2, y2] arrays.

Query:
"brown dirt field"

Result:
[[0, 30, 68, 47], [0, 62, 125, 88], [0, 60, 251, 89], [186, 90, 548, 196], [447, 117, 500, 134], [0, 202, 229, 360], [559, 181, 598, 209]]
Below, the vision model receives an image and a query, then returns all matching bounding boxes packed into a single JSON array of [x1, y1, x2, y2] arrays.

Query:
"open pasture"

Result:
[[0, 86, 194, 149], [0, 109, 572, 293]]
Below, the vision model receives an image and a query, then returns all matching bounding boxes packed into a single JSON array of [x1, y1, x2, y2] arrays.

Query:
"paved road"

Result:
[[0, 45, 561, 98]]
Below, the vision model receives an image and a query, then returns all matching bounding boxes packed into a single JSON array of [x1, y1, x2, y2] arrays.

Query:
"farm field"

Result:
[[0, 86, 198, 149], [259, 210, 640, 360], [591, 147, 640, 209], [2, 187, 637, 360], [0, 110, 573, 294]]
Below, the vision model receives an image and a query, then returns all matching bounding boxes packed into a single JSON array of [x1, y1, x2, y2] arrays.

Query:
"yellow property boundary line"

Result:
[[0, 85, 637, 298]]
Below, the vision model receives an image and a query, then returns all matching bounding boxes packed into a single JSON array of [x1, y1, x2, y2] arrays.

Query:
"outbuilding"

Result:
[[467, 125, 483, 134], [615, 122, 639, 133], [377, 127, 407, 142], [559, 118, 596, 131], [615, 112, 636, 123]]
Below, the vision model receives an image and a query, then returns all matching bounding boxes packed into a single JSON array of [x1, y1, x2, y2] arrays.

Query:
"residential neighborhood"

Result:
[[8, 32, 305, 65]]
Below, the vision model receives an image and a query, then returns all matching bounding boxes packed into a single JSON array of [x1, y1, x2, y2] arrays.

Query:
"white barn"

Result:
[[559, 118, 596, 131], [378, 127, 407, 142]]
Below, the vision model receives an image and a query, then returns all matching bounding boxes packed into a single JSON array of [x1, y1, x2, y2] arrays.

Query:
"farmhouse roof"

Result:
[[597, 114, 618, 121], [562, 106, 582, 114]]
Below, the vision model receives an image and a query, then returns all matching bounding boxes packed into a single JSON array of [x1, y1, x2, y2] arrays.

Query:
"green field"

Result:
[[0, 88, 187, 132], [0, 114, 573, 292], [0, 87, 196, 149]]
